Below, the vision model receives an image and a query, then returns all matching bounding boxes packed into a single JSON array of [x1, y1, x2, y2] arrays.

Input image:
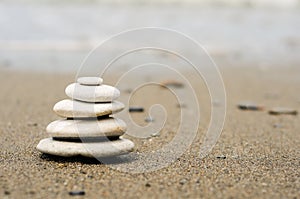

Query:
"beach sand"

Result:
[[0, 67, 299, 198]]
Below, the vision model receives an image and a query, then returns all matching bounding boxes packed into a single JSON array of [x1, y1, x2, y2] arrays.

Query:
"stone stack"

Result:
[[37, 77, 134, 158]]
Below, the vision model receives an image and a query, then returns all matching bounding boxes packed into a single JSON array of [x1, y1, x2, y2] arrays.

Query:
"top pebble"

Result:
[[77, 77, 103, 86]]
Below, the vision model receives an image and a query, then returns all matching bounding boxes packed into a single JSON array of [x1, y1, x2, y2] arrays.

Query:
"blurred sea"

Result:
[[0, 0, 299, 73]]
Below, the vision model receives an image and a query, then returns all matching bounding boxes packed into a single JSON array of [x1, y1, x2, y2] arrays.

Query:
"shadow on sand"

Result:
[[40, 153, 136, 165]]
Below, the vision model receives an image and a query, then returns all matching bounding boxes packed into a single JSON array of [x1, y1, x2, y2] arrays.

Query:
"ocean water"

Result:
[[1, 0, 299, 7], [0, 1, 299, 73]]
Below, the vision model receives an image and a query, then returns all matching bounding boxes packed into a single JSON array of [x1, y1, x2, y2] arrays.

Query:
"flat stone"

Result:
[[77, 77, 103, 86], [238, 102, 264, 111], [54, 99, 124, 118], [46, 117, 127, 138], [36, 138, 134, 158], [269, 107, 298, 115], [129, 106, 144, 112], [69, 191, 85, 196], [160, 80, 184, 88], [65, 83, 120, 103]]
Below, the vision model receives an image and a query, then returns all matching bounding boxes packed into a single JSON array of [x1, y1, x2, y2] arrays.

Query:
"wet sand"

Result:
[[0, 67, 299, 198]]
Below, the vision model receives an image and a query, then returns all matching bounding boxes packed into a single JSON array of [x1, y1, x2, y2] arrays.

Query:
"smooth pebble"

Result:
[[77, 77, 103, 86], [46, 117, 127, 138], [65, 83, 120, 102], [160, 80, 184, 88], [129, 106, 144, 112], [69, 191, 85, 196], [54, 99, 124, 118], [269, 107, 298, 115], [36, 138, 134, 157], [238, 102, 264, 111]]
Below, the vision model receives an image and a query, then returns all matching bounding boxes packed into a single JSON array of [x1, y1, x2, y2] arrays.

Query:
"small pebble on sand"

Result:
[[69, 191, 85, 196], [145, 116, 154, 123], [160, 80, 184, 88], [179, 179, 187, 185], [27, 122, 38, 127], [269, 107, 298, 115], [129, 106, 144, 112], [4, 191, 10, 195], [238, 102, 264, 111], [216, 155, 227, 159], [151, 132, 160, 137]]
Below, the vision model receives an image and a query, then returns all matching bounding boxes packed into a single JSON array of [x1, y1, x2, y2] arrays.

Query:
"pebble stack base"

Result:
[[36, 77, 134, 158], [37, 138, 134, 158]]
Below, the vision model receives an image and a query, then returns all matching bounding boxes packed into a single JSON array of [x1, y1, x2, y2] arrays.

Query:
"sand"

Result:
[[0, 67, 299, 199]]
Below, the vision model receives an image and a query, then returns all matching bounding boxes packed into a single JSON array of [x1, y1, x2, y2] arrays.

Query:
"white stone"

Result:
[[54, 99, 124, 118], [46, 118, 127, 138], [36, 138, 135, 158], [65, 83, 120, 102], [77, 77, 103, 86]]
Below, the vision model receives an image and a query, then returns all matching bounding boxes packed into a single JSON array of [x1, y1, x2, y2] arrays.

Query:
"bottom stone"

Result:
[[36, 138, 134, 158]]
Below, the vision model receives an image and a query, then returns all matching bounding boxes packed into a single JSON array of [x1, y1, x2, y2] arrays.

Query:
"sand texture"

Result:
[[0, 67, 299, 198]]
